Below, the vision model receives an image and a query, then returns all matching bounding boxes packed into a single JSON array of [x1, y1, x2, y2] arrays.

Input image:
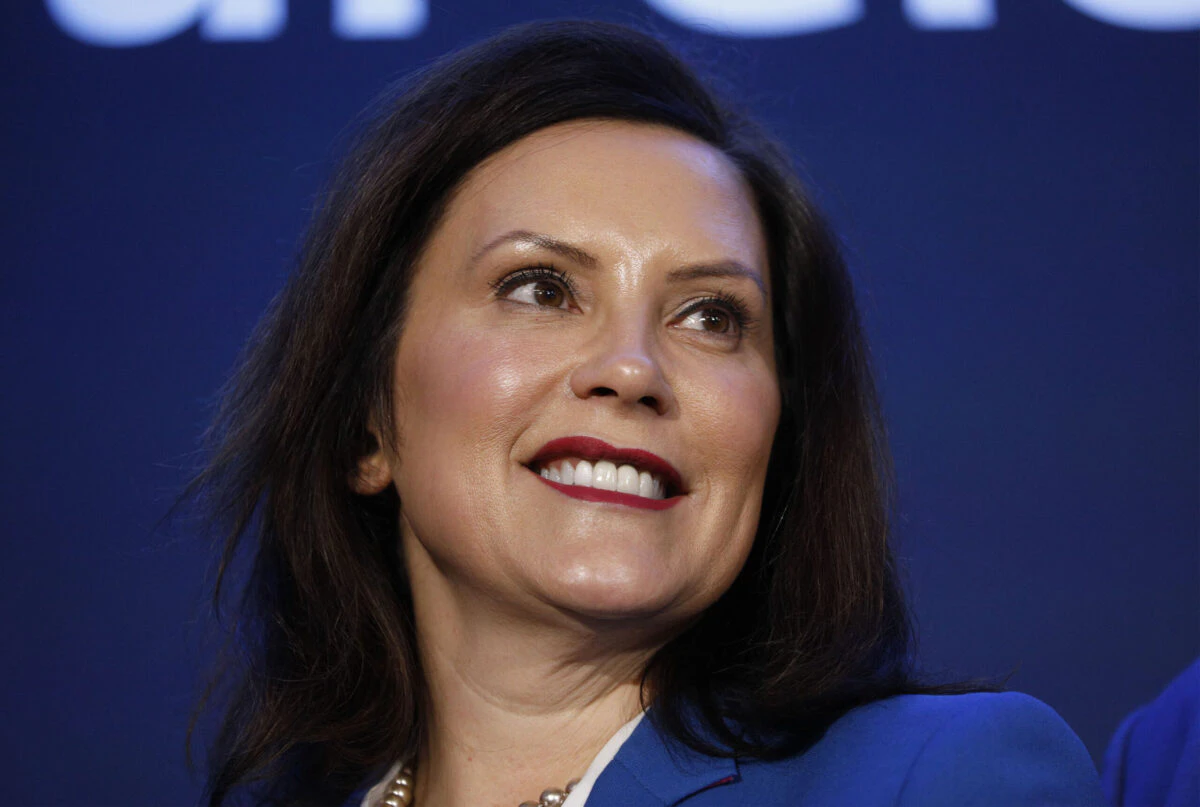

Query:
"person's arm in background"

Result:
[[1103, 658, 1200, 807]]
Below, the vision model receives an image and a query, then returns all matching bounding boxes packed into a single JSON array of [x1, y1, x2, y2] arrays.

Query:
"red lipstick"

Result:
[[526, 436, 685, 511], [535, 478, 680, 510]]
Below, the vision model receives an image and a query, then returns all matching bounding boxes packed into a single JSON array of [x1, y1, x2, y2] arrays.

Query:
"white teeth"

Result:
[[616, 464, 639, 494], [592, 461, 617, 491], [535, 457, 670, 500], [638, 470, 654, 499]]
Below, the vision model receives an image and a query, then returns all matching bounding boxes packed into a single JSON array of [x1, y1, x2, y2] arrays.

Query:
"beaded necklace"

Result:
[[376, 765, 581, 807]]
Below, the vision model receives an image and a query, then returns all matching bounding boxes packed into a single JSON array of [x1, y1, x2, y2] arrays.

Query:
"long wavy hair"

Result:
[[189, 18, 965, 807]]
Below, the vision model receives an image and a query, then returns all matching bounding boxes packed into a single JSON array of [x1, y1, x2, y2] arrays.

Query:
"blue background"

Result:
[[1, 2, 1196, 804]]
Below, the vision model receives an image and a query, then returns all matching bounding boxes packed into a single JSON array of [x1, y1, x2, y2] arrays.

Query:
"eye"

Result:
[[675, 293, 750, 339], [678, 306, 735, 335], [492, 265, 575, 310]]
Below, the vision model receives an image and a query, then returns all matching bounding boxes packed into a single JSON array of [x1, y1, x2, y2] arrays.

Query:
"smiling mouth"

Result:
[[537, 457, 668, 498], [524, 436, 686, 511], [528, 468, 682, 511]]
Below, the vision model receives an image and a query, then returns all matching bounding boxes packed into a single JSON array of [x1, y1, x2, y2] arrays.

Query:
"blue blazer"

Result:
[[586, 692, 1105, 806]]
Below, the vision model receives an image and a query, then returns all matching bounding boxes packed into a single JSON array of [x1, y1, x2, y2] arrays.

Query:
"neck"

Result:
[[406, 553, 664, 807]]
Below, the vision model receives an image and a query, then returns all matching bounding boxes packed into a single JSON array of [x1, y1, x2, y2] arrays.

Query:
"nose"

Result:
[[568, 316, 675, 417]]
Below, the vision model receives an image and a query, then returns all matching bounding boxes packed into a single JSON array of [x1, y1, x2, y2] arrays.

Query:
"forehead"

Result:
[[436, 120, 767, 270]]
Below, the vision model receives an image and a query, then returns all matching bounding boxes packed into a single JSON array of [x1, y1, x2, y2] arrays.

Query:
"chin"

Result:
[[540, 559, 694, 624]]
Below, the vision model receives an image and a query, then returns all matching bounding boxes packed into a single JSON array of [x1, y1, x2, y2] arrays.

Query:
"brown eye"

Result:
[[495, 267, 575, 310], [698, 308, 732, 333], [678, 305, 736, 335], [529, 281, 565, 308]]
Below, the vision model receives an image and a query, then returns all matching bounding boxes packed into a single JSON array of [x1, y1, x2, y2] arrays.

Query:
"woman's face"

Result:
[[360, 120, 780, 629]]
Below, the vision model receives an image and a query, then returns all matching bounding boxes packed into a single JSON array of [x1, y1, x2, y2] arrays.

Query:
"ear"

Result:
[[350, 430, 394, 495]]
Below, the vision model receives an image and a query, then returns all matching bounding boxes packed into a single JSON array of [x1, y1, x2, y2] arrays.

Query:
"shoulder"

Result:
[[733, 692, 1105, 806]]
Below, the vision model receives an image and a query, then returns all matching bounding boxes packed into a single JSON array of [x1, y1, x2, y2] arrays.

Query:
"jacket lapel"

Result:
[[587, 712, 739, 806]]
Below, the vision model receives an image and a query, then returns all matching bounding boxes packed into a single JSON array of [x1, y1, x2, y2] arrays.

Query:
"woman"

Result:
[[190, 19, 1104, 807]]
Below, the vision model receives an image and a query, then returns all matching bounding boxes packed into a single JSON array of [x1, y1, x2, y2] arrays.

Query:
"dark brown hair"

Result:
[[189, 18, 962, 806]]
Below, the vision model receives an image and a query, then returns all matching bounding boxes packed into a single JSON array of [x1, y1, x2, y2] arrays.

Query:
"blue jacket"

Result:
[[586, 692, 1105, 806]]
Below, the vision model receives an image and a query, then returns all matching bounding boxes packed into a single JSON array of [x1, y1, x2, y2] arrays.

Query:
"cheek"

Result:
[[390, 321, 556, 570], [667, 359, 778, 571], [731, 371, 781, 464], [391, 317, 569, 544], [398, 322, 554, 448], [690, 363, 779, 582], [690, 363, 781, 486]]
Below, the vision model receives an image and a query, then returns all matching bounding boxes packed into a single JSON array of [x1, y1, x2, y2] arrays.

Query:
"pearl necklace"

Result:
[[377, 766, 581, 807]]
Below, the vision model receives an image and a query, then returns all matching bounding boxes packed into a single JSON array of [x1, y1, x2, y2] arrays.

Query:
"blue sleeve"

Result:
[[1101, 658, 1200, 807], [895, 692, 1106, 807], [1101, 705, 1139, 806]]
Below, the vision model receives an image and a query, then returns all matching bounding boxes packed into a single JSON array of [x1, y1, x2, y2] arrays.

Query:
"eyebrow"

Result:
[[470, 229, 767, 302]]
